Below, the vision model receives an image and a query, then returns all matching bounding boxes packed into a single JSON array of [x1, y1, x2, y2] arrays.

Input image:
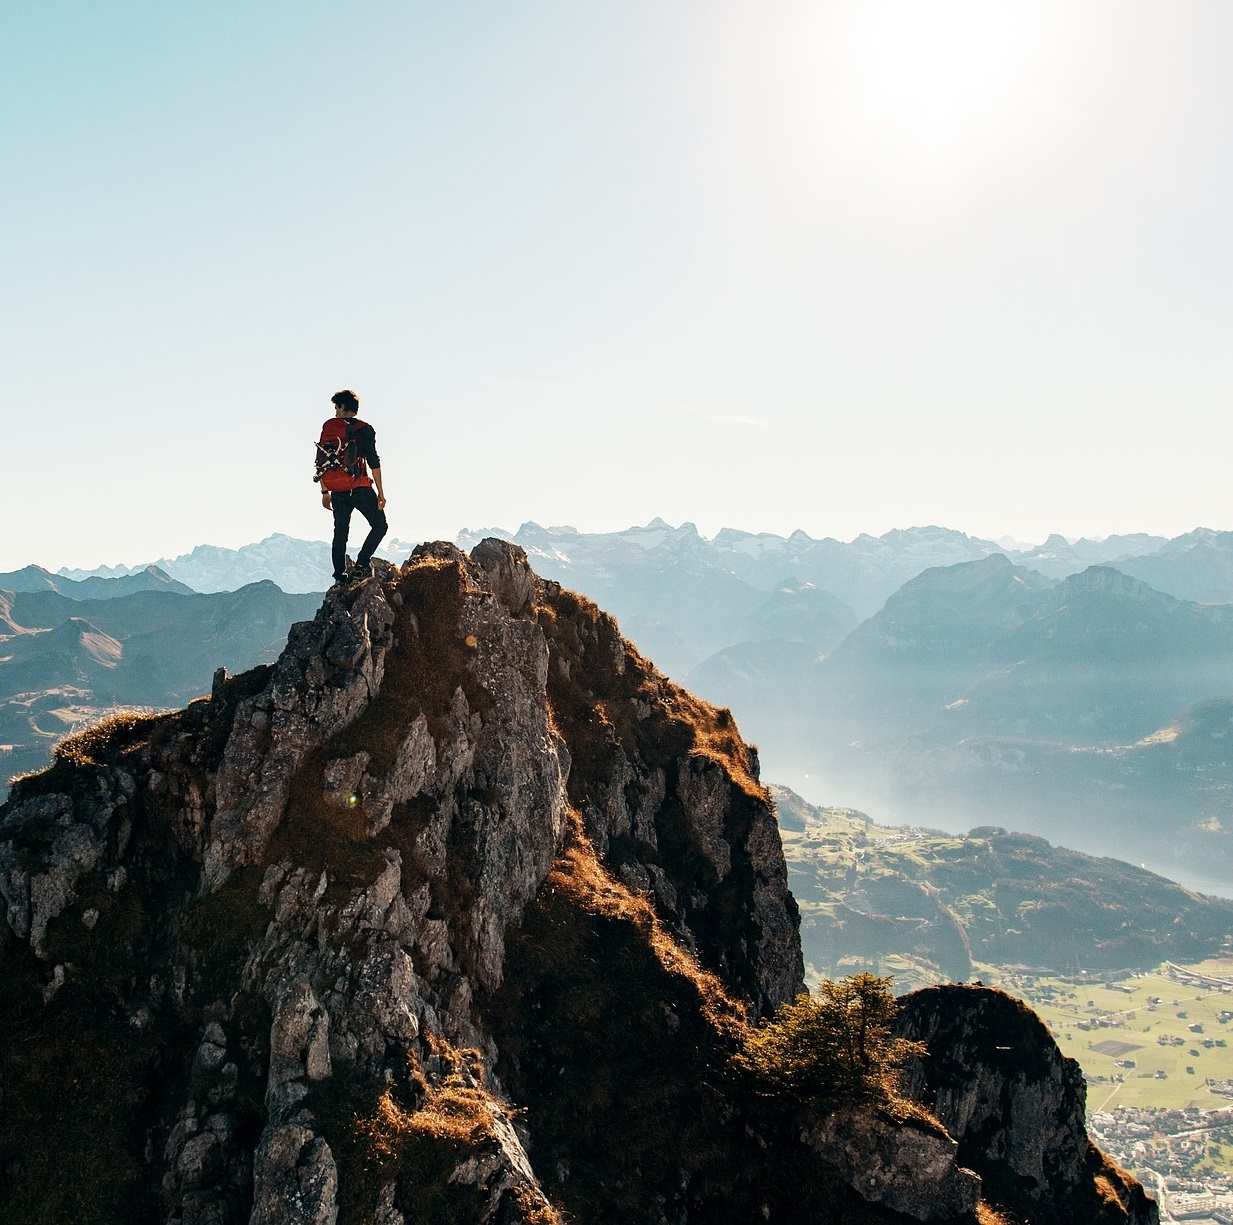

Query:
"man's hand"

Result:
[[321, 491, 332, 510], [377, 493, 387, 510]]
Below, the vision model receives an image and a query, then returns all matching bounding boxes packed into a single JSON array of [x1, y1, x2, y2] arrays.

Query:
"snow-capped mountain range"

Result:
[[59, 518, 1195, 601], [58, 535, 421, 595]]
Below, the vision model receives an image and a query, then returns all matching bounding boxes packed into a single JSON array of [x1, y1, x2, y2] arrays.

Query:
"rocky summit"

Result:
[[0, 541, 1155, 1224]]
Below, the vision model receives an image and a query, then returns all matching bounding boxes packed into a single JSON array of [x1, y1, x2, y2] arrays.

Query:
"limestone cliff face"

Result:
[[897, 985, 1159, 1225], [0, 542, 1153, 1225]]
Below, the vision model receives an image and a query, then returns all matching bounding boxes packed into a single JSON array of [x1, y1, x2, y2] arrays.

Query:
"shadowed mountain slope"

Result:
[[0, 582, 321, 794]]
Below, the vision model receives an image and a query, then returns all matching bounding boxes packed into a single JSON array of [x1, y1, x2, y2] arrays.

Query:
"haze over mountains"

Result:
[[57, 534, 419, 595], [0, 568, 319, 789], [61, 520, 1210, 627], [21, 519, 1233, 890], [451, 521, 1233, 889], [9, 526, 1227, 1215], [694, 555, 1233, 890]]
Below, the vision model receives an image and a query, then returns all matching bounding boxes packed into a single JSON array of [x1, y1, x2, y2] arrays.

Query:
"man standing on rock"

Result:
[[314, 389, 388, 586]]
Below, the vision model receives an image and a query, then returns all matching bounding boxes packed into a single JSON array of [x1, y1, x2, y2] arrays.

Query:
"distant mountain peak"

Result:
[[1060, 564, 1174, 603], [899, 551, 1036, 592], [25, 616, 123, 666]]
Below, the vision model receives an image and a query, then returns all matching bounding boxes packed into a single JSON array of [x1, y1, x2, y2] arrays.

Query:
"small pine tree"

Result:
[[734, 973, 925, 1114]]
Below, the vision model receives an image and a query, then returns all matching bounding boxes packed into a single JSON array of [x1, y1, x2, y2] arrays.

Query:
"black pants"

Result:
[[331, 486, 388, 580]]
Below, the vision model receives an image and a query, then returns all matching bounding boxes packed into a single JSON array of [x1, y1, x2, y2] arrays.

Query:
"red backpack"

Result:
[[313, 418, 370, 492]]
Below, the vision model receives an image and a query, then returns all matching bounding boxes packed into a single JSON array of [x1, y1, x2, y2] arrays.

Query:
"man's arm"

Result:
[[321, 489, 332, 510], [361, 424, 386, 509]]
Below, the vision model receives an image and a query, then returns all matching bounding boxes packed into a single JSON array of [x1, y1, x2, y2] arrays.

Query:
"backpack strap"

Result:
[[344, 419, 369, 481]]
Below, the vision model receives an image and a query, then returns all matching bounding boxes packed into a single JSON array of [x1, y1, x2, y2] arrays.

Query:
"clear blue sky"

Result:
[[3, 1, 1232, 570]]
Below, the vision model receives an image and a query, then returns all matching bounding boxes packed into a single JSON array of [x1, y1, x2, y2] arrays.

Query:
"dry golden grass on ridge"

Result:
[[351, 1033, 564, 1225], [51, 709, 166, 768], [547, 808, 751, 1041]]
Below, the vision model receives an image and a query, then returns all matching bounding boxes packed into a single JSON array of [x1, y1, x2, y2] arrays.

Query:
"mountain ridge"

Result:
[[0, 563, 193, 599], [0, 542, 1153, 1224], [49, 519, 1198, 620]]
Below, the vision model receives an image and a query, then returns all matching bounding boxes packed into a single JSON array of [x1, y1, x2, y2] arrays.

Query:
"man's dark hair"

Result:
[[331, 389, 360, 415]]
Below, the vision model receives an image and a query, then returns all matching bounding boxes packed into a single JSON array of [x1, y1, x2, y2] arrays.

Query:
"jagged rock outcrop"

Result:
[[0, 542, 1155, 1225], [805, 1108, 980, 1221], [897, 984, 1159, 1225]]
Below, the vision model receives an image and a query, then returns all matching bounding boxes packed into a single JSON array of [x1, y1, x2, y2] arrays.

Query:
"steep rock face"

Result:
[[0, 542, 1154, 1225], [897, 985, 1159, 1225], [532, 566, 802, 1015], [2, 546, 576, 1224], [804, 1108, 980, 1221], [0, 542, 809, 1225]]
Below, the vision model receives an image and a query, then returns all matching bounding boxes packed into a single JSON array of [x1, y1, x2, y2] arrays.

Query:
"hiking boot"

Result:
[[347, 562, 372, 584]]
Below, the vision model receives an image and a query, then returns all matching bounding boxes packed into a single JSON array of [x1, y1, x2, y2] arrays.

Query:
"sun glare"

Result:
[[842, 2, 1046, 159], [715, 0, 1070, 221]]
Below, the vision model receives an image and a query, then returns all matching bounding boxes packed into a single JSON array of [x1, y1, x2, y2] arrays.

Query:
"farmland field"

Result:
[[979, 959, 1233, 1113]]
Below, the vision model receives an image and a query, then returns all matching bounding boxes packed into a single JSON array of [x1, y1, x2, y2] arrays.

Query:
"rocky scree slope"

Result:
[[0, 541, 1151, 1224]]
